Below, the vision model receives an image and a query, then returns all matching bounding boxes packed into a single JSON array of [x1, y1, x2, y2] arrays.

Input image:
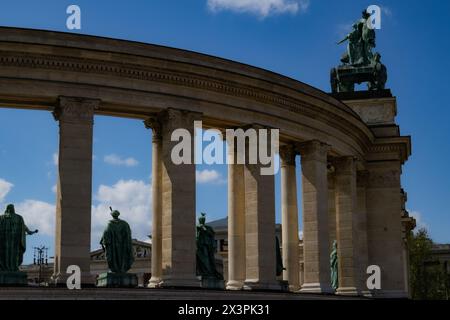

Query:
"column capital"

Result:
[[53, 96, 100, 123], [144, 116, 163, 142], [296, 140, 330, 162], [279, 144, 297, 167], [159, 108, 202, 131]]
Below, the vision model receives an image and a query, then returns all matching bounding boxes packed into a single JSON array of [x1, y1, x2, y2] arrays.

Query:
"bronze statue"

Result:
[[196, 213, 223, 280], [100, 208, 134, 273], [331, 9, 387, 93], [338, 23, 364, 66], [330, 240, 339, 290], [275, 236, 285, 277], [0, 204, 38, 272]]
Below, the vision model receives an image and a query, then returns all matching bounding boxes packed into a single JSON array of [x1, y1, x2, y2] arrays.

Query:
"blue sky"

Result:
[[0, 0, 449, 264]]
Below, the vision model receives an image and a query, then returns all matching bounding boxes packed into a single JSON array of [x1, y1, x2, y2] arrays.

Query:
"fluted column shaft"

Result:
[[280, 144, 300, 291], [145, 117, 163, 288], [226, 140, 246, 290]]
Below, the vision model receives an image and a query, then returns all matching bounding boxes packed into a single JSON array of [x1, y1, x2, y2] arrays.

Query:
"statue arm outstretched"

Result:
[[25, 225, 38, 235], [337, 35, 349, 45]]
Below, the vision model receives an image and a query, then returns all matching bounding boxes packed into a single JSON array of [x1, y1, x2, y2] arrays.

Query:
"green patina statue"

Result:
[[196, 213, 223, 280], [330, 240, 339, 290], [0, 204, 38, 285], [100, 208, 134, 274], [275, 236, 285, 277], [0, 204, 38, 272], [331, 9, 387, 93]]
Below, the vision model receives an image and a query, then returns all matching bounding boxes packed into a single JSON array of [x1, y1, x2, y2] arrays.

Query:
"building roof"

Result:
[[207, 217, 282, 231]]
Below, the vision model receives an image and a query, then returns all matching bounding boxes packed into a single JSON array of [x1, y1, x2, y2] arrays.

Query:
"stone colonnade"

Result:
[[52, 97, 408, 297]]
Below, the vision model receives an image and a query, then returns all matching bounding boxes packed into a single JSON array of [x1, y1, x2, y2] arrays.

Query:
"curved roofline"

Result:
[[0, 26, 361, 120]]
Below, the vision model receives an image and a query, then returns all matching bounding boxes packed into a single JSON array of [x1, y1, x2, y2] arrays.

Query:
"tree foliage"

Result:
[[408, 228, 449, 300]]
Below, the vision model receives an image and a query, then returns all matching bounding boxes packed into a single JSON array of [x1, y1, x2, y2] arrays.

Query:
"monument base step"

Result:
[[200, 276, 225, 289], [0, 271, 28, 286], [96, 272, 138, 288]]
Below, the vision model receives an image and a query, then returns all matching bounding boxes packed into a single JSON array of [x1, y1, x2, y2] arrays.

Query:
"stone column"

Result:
[[226, 139, 246, 290], [160, 108, 201, 287], [328, 172, 337, 249], [334, 156, 359, 295], [365, 161, 406, 297], [298, 140, 332, 293], [280, 144, 300, 292], [144, 117, 163, 288], [52, 96, 99, 285], [356, 170, 370, 294], [243, 129, 278, 290]]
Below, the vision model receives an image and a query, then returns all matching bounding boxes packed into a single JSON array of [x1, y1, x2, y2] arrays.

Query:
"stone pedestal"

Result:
[[200, 276, 225, 290], [0, 271, 27, 286], [96, 273, 138, 288]]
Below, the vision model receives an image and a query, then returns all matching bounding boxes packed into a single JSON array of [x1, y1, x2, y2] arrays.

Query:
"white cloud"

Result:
[[0, 178, 13, 203], [207, 0, 310, 17], [91, 179, 152, 248], [52, 153, 58, 166], [196, 169, 226, 185], [409, 210, 428, 231], [51, 185, 57, 193], [104, 154, 139, 167], [15, 200, 55, 236], [299, 230, 303, 240]]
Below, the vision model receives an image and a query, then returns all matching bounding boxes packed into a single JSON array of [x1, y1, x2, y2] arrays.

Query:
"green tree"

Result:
[[408, 228, 449, 299]]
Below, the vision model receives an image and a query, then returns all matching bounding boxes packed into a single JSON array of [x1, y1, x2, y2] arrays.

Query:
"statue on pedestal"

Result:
[[0, 204, 38, 285], [96, 208, 137, 287], [196, 213, 224, 288], [331, 9, 387, 93]]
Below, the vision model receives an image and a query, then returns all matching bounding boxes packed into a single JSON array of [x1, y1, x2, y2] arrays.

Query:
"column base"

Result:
[[96, 272, 138, 288], [147, 276, 163, 288], [243, 279, 282, 291], [336, 286, 359, 296], [299, 282, 334, 294], [226, 280, 245, 291], [288, 284, 301, 292]]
